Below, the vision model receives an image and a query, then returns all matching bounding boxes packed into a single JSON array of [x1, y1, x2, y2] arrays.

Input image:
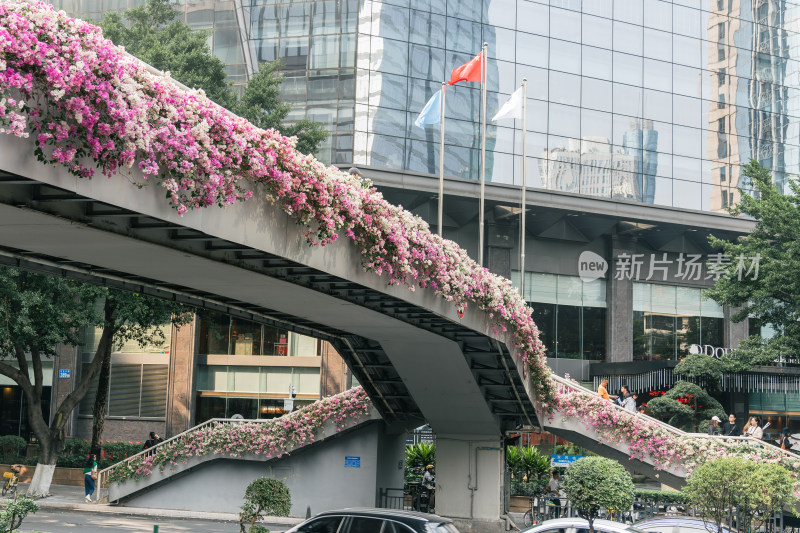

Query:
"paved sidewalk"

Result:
[[5, 484, 303, 526]]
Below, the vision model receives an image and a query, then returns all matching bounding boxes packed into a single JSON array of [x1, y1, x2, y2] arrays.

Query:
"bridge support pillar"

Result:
[[436, 436, 506, 533]]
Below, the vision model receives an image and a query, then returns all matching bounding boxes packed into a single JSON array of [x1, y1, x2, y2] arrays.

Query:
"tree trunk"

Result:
[[90, 341, 113, 457], [27, 432, 64, 497]]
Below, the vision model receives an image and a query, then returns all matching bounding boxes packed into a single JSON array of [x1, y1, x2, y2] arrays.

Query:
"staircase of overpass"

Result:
[[533, 375, 799, 489], [0, 5, 794, 527], [97, 387, 383, 504]]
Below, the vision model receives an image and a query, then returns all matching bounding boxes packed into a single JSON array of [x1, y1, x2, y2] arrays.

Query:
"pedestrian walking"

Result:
[[780, 428, 794, 452], [83, 454, 97, 502], [708, 415, 721, 435], [722, 414, 740, 436], [143, 431, 164, 450], [597, 378, 618, 402]]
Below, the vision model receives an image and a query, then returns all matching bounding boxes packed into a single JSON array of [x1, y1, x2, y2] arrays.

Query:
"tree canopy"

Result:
[[645, 381, 726, 432], [0, 266, 193, 495], [561, 457, 634, 532], [684, 457, 798, 533], [705, 159, 800, 366], [98, 0, 327, 154]]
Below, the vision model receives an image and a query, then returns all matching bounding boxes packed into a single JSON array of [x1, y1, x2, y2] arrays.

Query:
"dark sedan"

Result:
[[284, 508, 460, 533]]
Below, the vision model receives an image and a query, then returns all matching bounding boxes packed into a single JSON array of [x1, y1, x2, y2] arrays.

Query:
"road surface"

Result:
[[18, 509, 291, 533]]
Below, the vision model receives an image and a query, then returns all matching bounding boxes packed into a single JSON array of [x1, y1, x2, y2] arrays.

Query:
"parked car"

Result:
[[635, 516, 736, 533], [284, 508, 460, 533], [522, 517, 649, 533]]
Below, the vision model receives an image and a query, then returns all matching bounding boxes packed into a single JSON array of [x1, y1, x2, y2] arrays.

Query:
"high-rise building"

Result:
[[37, 0, 800, 437]]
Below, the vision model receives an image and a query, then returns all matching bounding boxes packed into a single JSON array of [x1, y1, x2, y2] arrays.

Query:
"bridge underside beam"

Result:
[[0, 166, 537, 434]]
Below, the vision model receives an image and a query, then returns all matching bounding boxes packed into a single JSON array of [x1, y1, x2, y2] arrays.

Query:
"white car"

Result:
[[523, 517, 649, 533], [635, 516, 736, 533]]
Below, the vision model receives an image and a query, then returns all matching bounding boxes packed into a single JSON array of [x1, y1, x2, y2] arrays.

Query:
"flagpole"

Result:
[[520, 78, 527, 300], [479, 42, 487, 267], [438, 82, 446, 238]]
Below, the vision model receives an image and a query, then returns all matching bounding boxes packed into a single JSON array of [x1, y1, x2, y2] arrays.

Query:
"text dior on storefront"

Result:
[[577, 250, 761, 283], [689, 343, 800, 366]]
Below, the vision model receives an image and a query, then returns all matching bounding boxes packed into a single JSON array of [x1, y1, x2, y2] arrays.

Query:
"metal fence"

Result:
[[524, 496, 784, 532]]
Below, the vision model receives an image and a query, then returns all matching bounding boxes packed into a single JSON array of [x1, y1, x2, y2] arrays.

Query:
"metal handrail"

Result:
[[548, 374, 692, 437], [546, 374, 796, 460], [96, 417, 276, 498]]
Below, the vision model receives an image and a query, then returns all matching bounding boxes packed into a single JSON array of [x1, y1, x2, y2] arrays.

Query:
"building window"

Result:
[[197, 312, 321, 357], [79, 362, 169, 419], [194, 365, 321, 423], [511, 272, 606, 360], [633, 283, 724, 361]]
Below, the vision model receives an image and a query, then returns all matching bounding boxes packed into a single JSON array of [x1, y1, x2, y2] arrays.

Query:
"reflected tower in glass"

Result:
[[49, 0, 800, 213]]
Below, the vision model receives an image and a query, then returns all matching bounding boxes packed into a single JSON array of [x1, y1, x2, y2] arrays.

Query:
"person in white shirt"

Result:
[[547, 471, 562, 518], [745, 417, 763, 439], [621, 392, 637, 413]]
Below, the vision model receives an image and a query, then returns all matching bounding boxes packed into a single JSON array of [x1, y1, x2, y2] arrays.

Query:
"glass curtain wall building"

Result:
[[49, 0, 800, 212]]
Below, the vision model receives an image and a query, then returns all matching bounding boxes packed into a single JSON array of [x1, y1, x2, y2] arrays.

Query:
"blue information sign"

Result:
[[58, 369, 71, 379], [344, 456, 361, 468], [550, 454, 581, 467]]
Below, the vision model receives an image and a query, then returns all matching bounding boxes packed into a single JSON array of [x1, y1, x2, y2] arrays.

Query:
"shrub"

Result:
[[404, 442, 435, 485], [511, 477, 547, 497], [506, 446, 550, 482], [562, 457, 634, 533], [634, 489, 687, 504], [0, 436, 26, 458], [0, 496, 38, 533], [239, 477, 291, 533]]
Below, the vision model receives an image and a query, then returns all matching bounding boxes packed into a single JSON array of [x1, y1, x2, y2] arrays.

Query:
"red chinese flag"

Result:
[[447, 52, 482, 85]]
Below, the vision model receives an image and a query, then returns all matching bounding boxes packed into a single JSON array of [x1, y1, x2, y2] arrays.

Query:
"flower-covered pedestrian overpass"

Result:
[[0, 2, 797, 528]]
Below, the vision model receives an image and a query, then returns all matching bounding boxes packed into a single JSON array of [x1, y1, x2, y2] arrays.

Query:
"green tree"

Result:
[[561, 457, 634, 533], [0, 496, 38, 533], [705, 159, 800, 367], [644, 381, 726, 432], [0, 268, 103, 497], [88, 292, 193, 457], [684, 458, 798, 533], [233, 60, 327, 156], [239, 477, 291, 533], [99, 0, 327, 154]]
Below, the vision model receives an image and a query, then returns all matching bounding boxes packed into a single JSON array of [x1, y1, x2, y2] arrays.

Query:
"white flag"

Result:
[[492, 86, 523, 122]]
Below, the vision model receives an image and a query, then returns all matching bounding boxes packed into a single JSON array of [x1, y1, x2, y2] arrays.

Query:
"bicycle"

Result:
[[523, 497, 561, 527], [2, 465, 21, 497]]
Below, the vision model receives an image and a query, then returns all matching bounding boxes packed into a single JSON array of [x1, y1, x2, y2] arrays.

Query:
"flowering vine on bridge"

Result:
[[553, 381, 800, 480], [0, 0, 552, 403], [106, 386, 374, 483]]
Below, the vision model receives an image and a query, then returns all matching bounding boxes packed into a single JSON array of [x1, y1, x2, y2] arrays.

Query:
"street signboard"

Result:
[[58, 369, 71, 379], [283, 399, 294, 412], [550, 454, 581, 467], [345, 456, 361, 468]]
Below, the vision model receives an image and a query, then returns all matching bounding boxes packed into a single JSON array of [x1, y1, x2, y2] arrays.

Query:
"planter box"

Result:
[[1, 464, 84, 486], [510, 495, 531, 513]]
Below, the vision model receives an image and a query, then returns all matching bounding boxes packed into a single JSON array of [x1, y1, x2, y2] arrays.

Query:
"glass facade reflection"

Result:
[[633, 282, 724, 361], [50, 0, 800, 212], [511, 272, 606, 360]]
